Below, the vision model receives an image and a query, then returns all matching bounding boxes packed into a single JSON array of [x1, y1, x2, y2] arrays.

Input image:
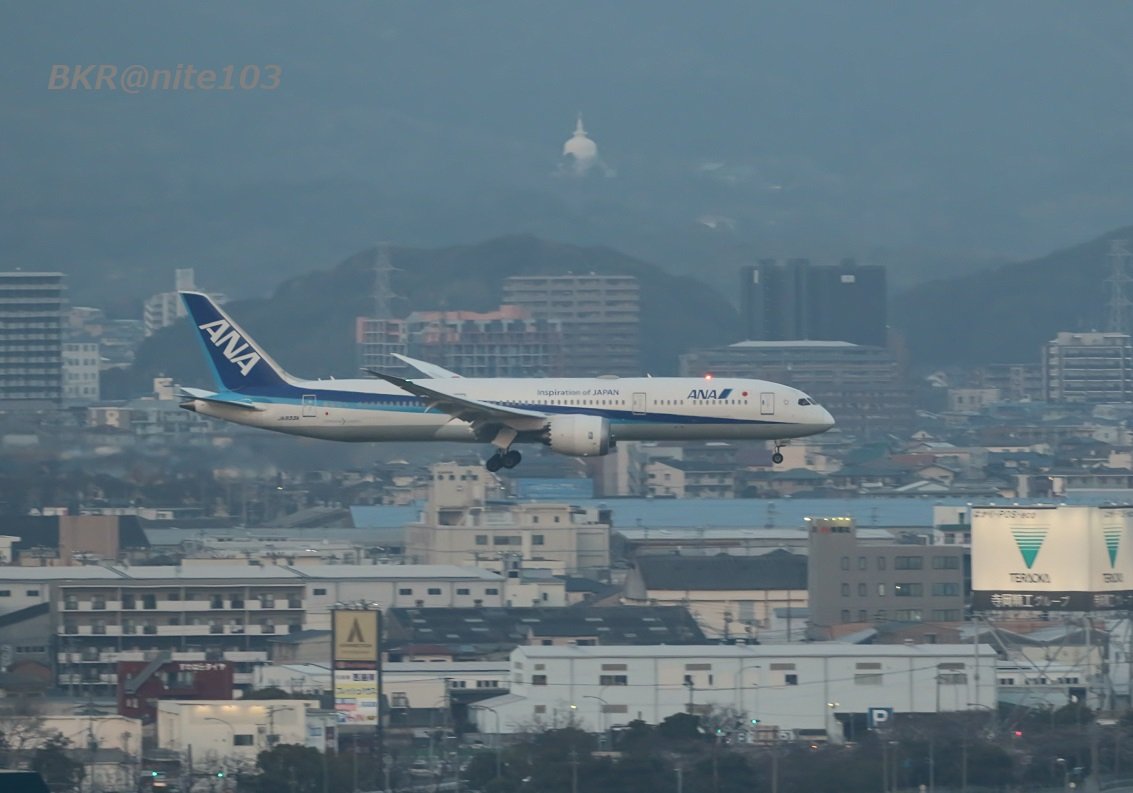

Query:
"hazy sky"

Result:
[[4, 1, 1133, 303]]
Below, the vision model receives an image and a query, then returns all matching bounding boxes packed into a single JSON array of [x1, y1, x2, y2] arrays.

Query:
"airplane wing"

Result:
[[179, 387, 263, 411], [390, 353, 463, 379], [365, 369, 547, 429]]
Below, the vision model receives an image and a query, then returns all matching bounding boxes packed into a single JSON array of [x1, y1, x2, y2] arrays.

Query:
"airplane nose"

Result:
[[819, 407, 835, 429]]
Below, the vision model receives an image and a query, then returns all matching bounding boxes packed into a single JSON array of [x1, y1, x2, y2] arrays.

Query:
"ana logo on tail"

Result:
[[198, 319, 261, 376]]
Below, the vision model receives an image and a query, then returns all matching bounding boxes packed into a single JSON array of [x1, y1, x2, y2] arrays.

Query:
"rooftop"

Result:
[[514, 643, 998, 659], [635, 550, 807, 591], [0, 563, 503, 583]]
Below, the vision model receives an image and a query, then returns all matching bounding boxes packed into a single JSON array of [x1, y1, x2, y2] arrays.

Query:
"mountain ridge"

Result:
[[121, 235, 740, 396]]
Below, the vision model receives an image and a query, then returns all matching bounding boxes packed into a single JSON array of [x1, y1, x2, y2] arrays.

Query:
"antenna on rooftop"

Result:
[[1106, 239, 1131, 334]]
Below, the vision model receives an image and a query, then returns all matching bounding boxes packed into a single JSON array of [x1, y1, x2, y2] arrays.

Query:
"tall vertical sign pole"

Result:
[[376, 609, 385, 791]]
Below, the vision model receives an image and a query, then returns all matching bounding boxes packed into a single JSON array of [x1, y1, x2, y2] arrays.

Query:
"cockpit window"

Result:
[[799, 398, 814, 406]]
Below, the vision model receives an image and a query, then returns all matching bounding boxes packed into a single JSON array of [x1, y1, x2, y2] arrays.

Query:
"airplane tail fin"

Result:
[[180, 291, 295, 392]]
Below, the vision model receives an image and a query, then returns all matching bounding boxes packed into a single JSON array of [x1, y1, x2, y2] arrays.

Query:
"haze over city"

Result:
[[5, 4, 1133, 793]]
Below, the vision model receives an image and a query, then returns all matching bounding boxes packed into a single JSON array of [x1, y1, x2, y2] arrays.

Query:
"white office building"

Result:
[[254, 660, 510, 709], [472, 644, 997, 741], [156, 699, 325, 770]]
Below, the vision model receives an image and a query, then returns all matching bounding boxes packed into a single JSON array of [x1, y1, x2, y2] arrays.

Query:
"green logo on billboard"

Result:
[[1011, 527, 1048, 569], [1104, 527, 1122, 568]]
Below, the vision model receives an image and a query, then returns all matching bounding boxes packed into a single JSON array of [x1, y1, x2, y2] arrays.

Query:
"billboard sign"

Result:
[[972, 506, 1133, 611], [332, 609, 382, 727], [335, 670, 379, 724], [333, 610, 380, 664]]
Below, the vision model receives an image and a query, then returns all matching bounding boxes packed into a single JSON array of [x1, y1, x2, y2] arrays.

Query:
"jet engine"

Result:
[[543, 414, 611, 457]]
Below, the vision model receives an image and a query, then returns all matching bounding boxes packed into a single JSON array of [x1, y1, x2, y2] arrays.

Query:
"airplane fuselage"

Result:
[[186, 375, 833, 444]]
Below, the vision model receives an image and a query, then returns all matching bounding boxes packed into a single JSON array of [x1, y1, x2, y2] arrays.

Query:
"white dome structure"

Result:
[[562, 114, 598, 172]]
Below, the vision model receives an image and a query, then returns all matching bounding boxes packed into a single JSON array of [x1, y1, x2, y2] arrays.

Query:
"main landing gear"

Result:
[[486, 449, 522, 472]]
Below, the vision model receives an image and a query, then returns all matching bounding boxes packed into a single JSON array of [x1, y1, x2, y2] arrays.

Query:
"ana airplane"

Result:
[[179, 292, 835, 471]]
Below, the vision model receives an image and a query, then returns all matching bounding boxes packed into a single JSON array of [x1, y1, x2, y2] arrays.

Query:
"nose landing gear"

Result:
[[772, 442, 785, 465]]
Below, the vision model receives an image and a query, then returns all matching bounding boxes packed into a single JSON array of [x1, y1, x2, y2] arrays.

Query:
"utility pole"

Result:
[[569, 747, 579, 793], [675, 764, 683, 793], [771, 738, 779, 793]]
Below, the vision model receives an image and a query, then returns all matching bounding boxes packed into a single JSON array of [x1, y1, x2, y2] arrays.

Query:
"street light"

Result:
[[736, 664, 763, 725], [582, 696, 610, 747], [470, 704, 503, 782], [826, 701, 841, 745], [205, 717, 235, 786]]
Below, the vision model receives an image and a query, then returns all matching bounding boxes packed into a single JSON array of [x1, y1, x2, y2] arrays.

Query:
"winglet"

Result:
[[180, 292, 295, 392]]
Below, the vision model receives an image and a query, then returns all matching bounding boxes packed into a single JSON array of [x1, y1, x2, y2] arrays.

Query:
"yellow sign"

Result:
[[333, 609, 379, 663]]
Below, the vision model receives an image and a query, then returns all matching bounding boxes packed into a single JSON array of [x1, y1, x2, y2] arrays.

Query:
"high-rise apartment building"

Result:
[[1044, 332, 1133, 403], [741, 259, 887, 347], [143, 269, 226, 337], [355, 317, 409, 373], [405, 306, 564, 378], [143, 268, 196, 336], [0, 272, 65, 404], [502, 274, 640, 376], [63, 340, 100, 403]]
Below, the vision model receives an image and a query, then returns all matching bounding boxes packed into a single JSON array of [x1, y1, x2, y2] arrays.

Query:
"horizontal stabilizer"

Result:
[[179, 387, 263, 411]]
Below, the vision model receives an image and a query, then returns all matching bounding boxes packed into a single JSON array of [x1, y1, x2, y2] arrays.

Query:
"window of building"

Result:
[[475, 535, 488, 546], [532, 675, 548, 686], [841, 609, 851, 622], [485, 588, 499, 595], [932, 556, 960, 570], [858, 610, 868, 621], [858, 556, 867, 570], [599, 674, 628, 686], [895, 556, 924, 570], [877, 583, 886, 597], [785, 674, 798, 685], [841, 584, 850, 597], [427, 588, 442, 595], [25, 589, 39, 597], [0, 591, 10, 597], [894, 583, 923, 597], [932, 582, 960, 596], [313, 588, 327, 596], [398, 588, 412, 596], [894, 609, 923, 621], [877, 556, 886, 571], [534, 705, 546, 714], [234, 735, 254, 746], [532, 535, 545, 546], [840, 556, 849, 571], [456, 588, 470, 596], [857, 583, 867, 597]]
